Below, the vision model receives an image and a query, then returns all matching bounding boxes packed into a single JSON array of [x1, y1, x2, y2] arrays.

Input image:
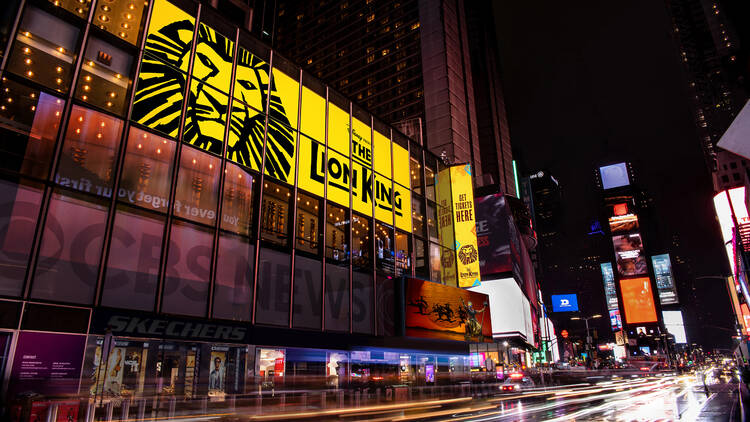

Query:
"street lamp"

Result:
[[570, 314, 601, 360]]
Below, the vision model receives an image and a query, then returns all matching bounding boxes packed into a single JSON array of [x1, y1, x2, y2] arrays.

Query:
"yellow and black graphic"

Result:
[[458, 245, 478, 265]]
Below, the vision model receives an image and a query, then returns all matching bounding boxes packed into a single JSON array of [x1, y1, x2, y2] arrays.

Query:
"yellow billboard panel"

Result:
[[328, 103, 349, 154], [326, 148, 350, 207], [435, 168, 455, 250], [449, 164, 481, 287], [297, 136, 325, 197], [300, 87, 325, 142], [145, 0, 195, 68], [374, 131, 391, 178], [374, 173, 393, 224], [351, 160, 373, 217], [392, 143, 410, 187], [271, 68, 300, 130], [393, 182, 411, 233], [351, 117, 372, 168]]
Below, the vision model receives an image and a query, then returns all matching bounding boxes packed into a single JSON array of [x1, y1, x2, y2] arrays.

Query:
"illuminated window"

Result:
[[410, 155, 423, 194], [119, 126, 176, 213], [46, 0, 91, 19], [394, 230, 411, 276], [222, 162, 257, 237], [94, 0, 148, 45], [352, 214, 371, 271], [326, 203, 349, 264], [75, 37, 133, 115], [375, 221, 394, 274], [410, 22, 420, 30], [173, 146, 221, 226], [260, 181, 292, 246], [295, 192, 321, 254]]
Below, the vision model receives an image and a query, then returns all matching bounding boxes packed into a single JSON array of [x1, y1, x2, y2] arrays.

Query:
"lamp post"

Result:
[[571, 314, 601, 363]]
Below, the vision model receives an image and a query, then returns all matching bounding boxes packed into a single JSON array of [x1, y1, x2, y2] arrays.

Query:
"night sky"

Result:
[[493, 1, 734, 348]]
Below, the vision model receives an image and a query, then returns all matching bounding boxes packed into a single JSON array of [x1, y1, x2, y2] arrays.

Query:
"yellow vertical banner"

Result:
[[435, 167, 456, 285], [449, 164, 481, 287]]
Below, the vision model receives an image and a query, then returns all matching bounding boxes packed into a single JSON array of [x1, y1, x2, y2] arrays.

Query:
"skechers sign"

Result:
[[551, 294, 579, 312]]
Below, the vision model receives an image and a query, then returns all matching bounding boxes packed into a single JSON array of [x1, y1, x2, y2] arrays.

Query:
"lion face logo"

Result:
[[458, 245, 478, 265], [441, 249, 454, 268], [132, 1, 296, 182]]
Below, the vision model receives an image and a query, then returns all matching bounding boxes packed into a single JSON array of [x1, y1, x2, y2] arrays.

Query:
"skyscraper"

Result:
[[270, 0, 516, 193]]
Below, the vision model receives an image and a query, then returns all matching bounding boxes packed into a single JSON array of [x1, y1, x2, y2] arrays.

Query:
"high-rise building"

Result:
[[665, 0, 750, 190], [270, 0, 516, 194]]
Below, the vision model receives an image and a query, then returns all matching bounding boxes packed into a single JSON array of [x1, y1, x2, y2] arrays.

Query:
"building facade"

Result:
[[0, 0, 508, 409]]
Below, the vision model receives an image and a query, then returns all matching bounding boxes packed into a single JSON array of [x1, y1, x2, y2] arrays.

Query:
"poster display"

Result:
[[8, 332, 86, 398], [404, 278, 492, 342], [551, 294, 579, 312], [599, 163, 630, 190], [208, 349, 227, 395], [619, 277, 658, 324], [612, 233, 648, 276], [600, 262, 619, 311], [608, 214, 639, 234], [651, 254, 679, 305], [448, 165, 480, 287]]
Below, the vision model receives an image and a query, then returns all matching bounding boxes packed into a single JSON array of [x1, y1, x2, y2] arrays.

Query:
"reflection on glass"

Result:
[[426, 203, 438, 242], [255, 247, 290, 326], [92, 0, 148, 46], [213, 232, 254, 321], [174, 146, 220, 225], [326, 203, 348, 264], [375, 222, 394, 274], [410, 156, 422, 194], [32, 191, 107, 304], [425, 166, 436, 202], [394, 231, 411, 277], [325, 263, 349, 332], [162, 220, 212, 317], [9, 7, 79, 93], [119, 126, 176, 213], [411, 196, 424, 237], [295, 192, 320, 254], [101, 206, 164, 311], [292, 254, 322, 330], [46, 0, 91, 19], [415, 238, 427, 278], [0, 78, 64, 179], [429, 242, 442, 284], [0, 179, 42, 296], [221, 162, 256, 237], [351, 214, 371, 271], [352, 271, 373, 334], [56, 106, 124, 196], [75, 37, 133, 115], [260, 181, 291, 246]]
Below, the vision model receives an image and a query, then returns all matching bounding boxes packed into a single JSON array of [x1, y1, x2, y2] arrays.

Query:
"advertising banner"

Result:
[[449, 165, 481, 287], [599, 163, 630, 190], [404, 278, 492, 342], [662, 310, 687, 343], [609, 309, 622, 330], [551, 294, 579, 312], [651, 254, 679, 305], [475, 194, 522, 281], [600, 262, 619, 311], [612, 233, 648, 277], [468, 277, 535, 346], [8, 332, 87, 398], [608, 214, 639, 235], [619, 277, 658, 324]]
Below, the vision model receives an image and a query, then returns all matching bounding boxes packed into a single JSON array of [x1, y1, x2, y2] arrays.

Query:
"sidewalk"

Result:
[[696, 383, 740, 421]]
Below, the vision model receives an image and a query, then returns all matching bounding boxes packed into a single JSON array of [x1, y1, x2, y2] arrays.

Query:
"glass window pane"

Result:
[[326, 203, 348, 264], [101, 206, 164, 311], [119, 126, 176, 213], [234, 46, 269, 112], [327, 102, 349, 154], [426, 203, 438, 242], [425, 166, 436, 202], [0, 79, 64, 179], [352, 271, 373, 334], [300, 85, 325, 142], [226, 99, 264, 172], [409, 155, 422, 195], [394, 230, 411, 277], [255, 247, 290, 326], [56, 106, 124, 196], [213, 232, 254, 321], [376, 275, 394, 336], [92, 0, 148, 45], [162, 220, 212, 317], [144, 0, 195, 68], [411, 195, 424, 237], [292, 254, 322, 330], [325, 263, 349, 332], [174, 146, 220, 225], [429, 242, 441, 283], [271, 66, 300, 130], [414, 238, 427, 279], [0, 0, 22, 59], [295, 192, 321, 254], [74, 37, 133, 115], [32, 191, 107, 304], [352, 214, 370, 272], [47, 0, 91, 19], [8, 7, 79, 93], [131, 58, 186, 138], [260, 181, 291, 246], [183, 79, 228, 155], [221, 162, 256, 236], [375, 222, 394, 274], [0, 178, 42, 296]]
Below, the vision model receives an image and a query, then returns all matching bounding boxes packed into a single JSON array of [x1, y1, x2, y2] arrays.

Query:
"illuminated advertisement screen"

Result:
[[600, 263, 619, 311], [404, 278, 492, 342], [449, 165, 481, 287], [600, 162, 630, 190], [475, 193, 524, 283], [651, 254, 679, 305], [609, 309, 622, 330], [608, 214, 639, 235], [662, 310, 687, 344], [619, 277, 658, 324], [612, 233, 648, 277], [551, 294, 579, 312]]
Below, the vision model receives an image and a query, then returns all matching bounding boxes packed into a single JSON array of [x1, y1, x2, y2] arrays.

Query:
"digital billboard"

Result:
[[651, 254, 679, 305], [662, 310, 687, 344], [608, 214, 639, 235], [475, 194, 521, 278], [403, 278, 492, 342], [551, 294, 579, 312], [468, 278, 535, 346], [609, 309, 623, 330], [612, 233, 648, 277], [599, 162, 630, 190], [620, 277, 658, 324], [600, 263, 619, 311]]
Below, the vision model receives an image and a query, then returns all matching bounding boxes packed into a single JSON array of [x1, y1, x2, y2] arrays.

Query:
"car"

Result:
[[500, 373, 535, 392]]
